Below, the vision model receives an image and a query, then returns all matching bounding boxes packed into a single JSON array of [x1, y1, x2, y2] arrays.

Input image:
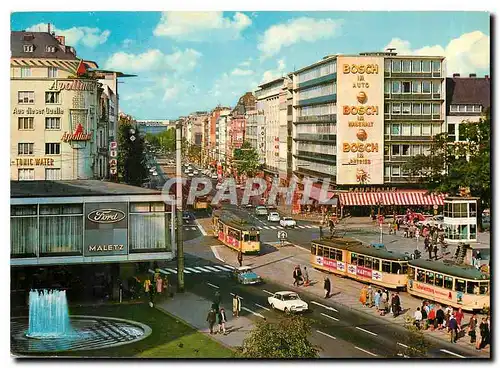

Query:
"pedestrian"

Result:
[[421, 301, 428, 320], [436, 305, 445, 330], [448, 314, 458, 343], [428, 306, 436, 330], [391, 292, 401, 317], [293, 266, 302, 286], [237, 250, 243, 267], [143, 277, 154, 307], [367, 286, 374, 307], [380, 291, 388, 316], [206, 306, 217, 334], [323, 276, 331, 299], [374, 289, 381, 310], [424, 236, 430, 251], [427, 240, 433, 260], [414, 307, 423, 329], [433, 244, 438, 260], [303, 266, 310, 286], [468, 314, 478, 344], [359, 286, 367, 306], [232, 294, 241, 317], [213, 290, 221, 312], [415, 228, 420, 242], [218, 307, 227, 335], [477, 317, 489, 350], [156, 275, 163, 295]]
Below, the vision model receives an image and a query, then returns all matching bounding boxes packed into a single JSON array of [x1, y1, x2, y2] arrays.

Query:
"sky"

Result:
[[10, 11, 490, 120]]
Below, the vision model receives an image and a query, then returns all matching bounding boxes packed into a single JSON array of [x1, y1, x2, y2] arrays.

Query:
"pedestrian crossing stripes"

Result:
[[258, 224, 316, 230], [148, 264, 234, 275], [182, 226, 200, 231]]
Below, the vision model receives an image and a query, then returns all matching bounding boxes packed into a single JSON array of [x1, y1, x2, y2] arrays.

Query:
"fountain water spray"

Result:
[[27, 289, 72, 339]]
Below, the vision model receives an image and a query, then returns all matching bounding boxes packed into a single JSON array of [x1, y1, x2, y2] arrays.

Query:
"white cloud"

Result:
[[231, 68, 254, 76], [153, 11, 251, 41], [261, 59, 286, 83], [104, 48, 202, 73], [258, 17, 342, 58], [384, 31, 490, 76], [26, 23, 110, 48]]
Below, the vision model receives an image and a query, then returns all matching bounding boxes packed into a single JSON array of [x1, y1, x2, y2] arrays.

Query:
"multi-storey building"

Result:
[[228, 92, 255, 161], [11, 29, 102, 181], [278, 75, 293, 184], [446, 73, 490, 142], [245, 101, 265, 164], [215, 108, 231, 169]]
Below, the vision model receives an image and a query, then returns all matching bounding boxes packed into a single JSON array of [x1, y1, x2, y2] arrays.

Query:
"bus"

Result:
[[212, 208, 261, 254], [310, 238, 410, 290], [407, 259, 490, 312]]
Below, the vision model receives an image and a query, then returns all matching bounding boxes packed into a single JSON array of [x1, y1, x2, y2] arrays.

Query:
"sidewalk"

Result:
[[214, 243, 490, 357]]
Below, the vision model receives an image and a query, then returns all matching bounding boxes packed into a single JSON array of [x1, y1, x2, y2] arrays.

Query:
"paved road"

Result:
[[150, 255, 484, 359]]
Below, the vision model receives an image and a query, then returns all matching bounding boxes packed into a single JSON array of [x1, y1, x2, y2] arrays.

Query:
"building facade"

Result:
[[11, 30, 102, 181], [216, 108, 231, 167], [245, 102, 266, 164]]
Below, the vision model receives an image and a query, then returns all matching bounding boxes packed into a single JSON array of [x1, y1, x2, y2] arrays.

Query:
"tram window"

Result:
[[417, 269, 426, 282], [323, 248, 331, 259], [382, 261, 391, 273], [335, 250, 343, 261], [249, 234, 259, 242], [358, 255, 365, 267], [351, 253, 357, 265], [317, 246, 324, 257], [467, 281, 478, 294], [401, 263, 408, 275], [218, 223, 224, 232], [373, 259, 380, 271], [479, 282, 489, 295], [365, 257, 372, 269], [426, 271, 434, 285], [435, 273, 444, 287], [408, 267, 415, 280], [391, 262, 401, 274], [243, 234, 249, 242], [311, 244, 317, 255], [455, 278, 466, 292], [444, 276, 453, 290]]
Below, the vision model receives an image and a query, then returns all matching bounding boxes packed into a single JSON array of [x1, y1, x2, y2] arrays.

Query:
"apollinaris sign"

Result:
[[336, 56, 384, 185]]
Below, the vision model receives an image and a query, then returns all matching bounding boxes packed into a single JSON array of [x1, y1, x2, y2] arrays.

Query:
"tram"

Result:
[[212, 208, 261, 254]]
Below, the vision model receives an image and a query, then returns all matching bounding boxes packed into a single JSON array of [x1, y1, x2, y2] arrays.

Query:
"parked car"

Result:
[[419, 215, 444, 227], [255, 206, 268, 216], [280, 217, 296, 228], [193, 170, 199, 175], [268, 291, 308, 313], [182, 212, 191, 221], [233, 266, 262, 285], [211, 174, 219, 180], [267, 212, 280, 222], [188, 172, 194, 177], [184, 169, 190, 174]]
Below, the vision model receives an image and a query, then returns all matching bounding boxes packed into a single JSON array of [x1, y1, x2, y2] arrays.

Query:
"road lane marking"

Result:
[[185, 267, 201, 273], [354, 346, 378, 357], [397, 342, 409, 349], [210, 246, 225, 262], [182, 269, 191, 274], [311, 301, 339, 312], [214, 265, 231, 271], [356, 327, 378, 336], [229, 293, 244, 300], [204, 266, 221, 272], [165, 268, 177, 274], [223, 264, 235, 269], [316, 330, 337, 340], [262, 289, 274, 296], [255, 303, 270, 311], [195, 266, 211, 272], [242, 306, 266, 319], [148, 269, 155, 274], [218, 265, 235, 271], [159, 269, 170, 275], [320, 312, 339, 322], [195, 219, 207, 236], [439, 349, 465, 358], [206, 282, 219, 289]]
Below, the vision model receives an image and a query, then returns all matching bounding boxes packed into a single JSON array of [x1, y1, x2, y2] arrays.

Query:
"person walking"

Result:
[[367, 286, 374, 307], [477, 317, 490, 350], [415, 227, 420, 242], [359, 286, 367, 306], [380, 291, 388, 316], [213, 291, 221, 312], [303, 266, 310, 287], [427, 239, 433, 260], [468, 314, 478, 344], [232, 294, 241, 317], [455, 307, 464, 333], [427, 306, 436, 329], [218, 307, 227, 335], [374, 289, 381, 311], [237, 250, 243, 267], [293, 266, 302, 286], [143, 277, 154, 308], [323, 276, 331, 299], [414, 307, 423, 329], [206, 307, 217, 334], [436, 305, 445, 330], [156, 275, 163, 295], [448, 314, 458, 343], [391, 292, 401, 317], [433, 244, 438, 260]]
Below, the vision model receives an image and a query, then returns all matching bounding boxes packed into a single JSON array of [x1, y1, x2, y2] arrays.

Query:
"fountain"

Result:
[[27, 289, 72, 339]]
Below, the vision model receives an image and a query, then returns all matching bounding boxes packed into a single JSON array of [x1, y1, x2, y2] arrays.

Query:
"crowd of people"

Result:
[[206, 291, 242, 335], [359, 285, 402, 317]]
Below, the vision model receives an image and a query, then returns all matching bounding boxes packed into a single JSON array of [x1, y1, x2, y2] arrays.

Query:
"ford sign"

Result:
[[87, 209, 126, 224]]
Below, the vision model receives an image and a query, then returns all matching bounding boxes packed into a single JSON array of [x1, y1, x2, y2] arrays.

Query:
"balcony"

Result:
[[296, 93, 336, 107], [296, 114, 336, 124]]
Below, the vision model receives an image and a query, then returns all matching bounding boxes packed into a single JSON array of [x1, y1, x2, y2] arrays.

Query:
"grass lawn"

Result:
[[23, 303, 235, 358]]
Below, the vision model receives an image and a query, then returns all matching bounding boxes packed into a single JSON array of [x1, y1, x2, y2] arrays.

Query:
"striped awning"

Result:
[[339, 191, 445, 206]]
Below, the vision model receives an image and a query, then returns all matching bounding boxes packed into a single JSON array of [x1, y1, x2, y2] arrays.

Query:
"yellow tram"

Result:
[[212, 209, 261, 254], [310, 238, 410, 290], [407, 259, 490, 312]]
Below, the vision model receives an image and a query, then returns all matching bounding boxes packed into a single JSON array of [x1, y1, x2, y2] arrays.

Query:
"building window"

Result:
[[45, 143, 61, 155], [48, 67, 58, 78], [402, 60, 411, 72], [18, 143, 34, 155], [412, 81, 421, 93], [45, 91, 60, 104], [433, 104, 441, 116], [422, 124, 431, 136], [391, 124, 401, 135], [18, 91, 34, 104], [392, 166, 401, 176], [18, 168, 35, 181], [392, 145, 401, 156], [11, 205, 38, 256], [423, 145, 431, 155], [39, 205, 83, 254], [432, 81, 441, 94], [448, 123, 456, 140], [413, 123, 422, 136], [20, 67, 32, 77], [413, 145, 422, 155], [422, 81, 431, 93], [384, 80, 391, 94], [392, 103, 401, 114], [384, 166, 390, 177], [402, 81, 411, 93], [402, 123, 411, 135], [392, 60, 401, 72], [384, 145, 389, 155], [422, 103, 431, 115], [466, 105, 474, 112], [422, 60, 431, 72], [402, 144, 411, 156], [432, 61, 441, 72], [432, 124, 442, 135], [392, 81, 401, 93], [23, 44, 34, 53], [45, 117, 61, 130], [402, 103, 411, 115], [459, 105, 466, 113], [412, 60, 421, 72], [18, 117, 34, 130], [384, 59, 391, 72], [384, 124, 390, 135], [45, 168, 61, 180], [473, 105, 482, 113], [384, 103, 390, 115], [412, 103, 421, 115], [450, 105, 459, 112]]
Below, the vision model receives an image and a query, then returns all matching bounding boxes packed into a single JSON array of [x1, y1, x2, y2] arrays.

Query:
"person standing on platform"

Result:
[[323, 276, 331, 298], [237, 250, 243, 267]]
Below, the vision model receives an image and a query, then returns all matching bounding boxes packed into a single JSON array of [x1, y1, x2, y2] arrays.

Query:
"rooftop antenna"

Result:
[[386, 48, 396, 53]]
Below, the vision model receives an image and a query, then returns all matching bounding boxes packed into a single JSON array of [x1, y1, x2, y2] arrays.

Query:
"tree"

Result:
[[403, 109, 490, 229], [392, 316, 434, 358], [145, 128, 176, 153], [240, 315, 320, 358], [232, 141, 261, 177], [117, 116, 149, 186], [187, 144, 202, 164]]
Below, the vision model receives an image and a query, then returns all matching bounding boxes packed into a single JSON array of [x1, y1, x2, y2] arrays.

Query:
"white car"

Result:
[[419, 215, 444, 227], [267, 212, 280, 222], [211, 174, 218, 180], [188, 172, 194, 177], [268, 291, 308, 313], [184, 169, 190, 174], [280, 217, 296, 228], [193, 170, 199, 175]]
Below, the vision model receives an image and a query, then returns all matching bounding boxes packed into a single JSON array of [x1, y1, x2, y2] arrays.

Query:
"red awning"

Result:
[[339, 191, 445, 206]]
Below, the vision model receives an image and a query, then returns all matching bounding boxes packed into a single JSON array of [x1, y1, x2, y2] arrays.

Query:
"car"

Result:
[[184, 163, 189, 167], [267, 212, 280, 222], [182, 212, 191, 221], [184, 169, 190, 174], [233, 266, 262, 285], [255, 206, 268, 216], [280, 217, 296, 228], [268, 291, 308, 313], [152, 172, 158, 176], [419, 215, 444, 227], [211, 174, 219, 180], [193, 170, 199, 175], [188, 172, 194, 177]]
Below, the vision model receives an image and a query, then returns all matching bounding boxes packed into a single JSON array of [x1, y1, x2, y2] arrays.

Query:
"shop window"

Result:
[[425, 271, 434, 285], [351, 253, 357, 265], [455, 278, 466, 292], [373, 258, 380, 271], [391, 262, 401, 274], [358, 255, 365, 267], [444, 276, 453, 290], [382, 261, 391, 273], [130, 212, 171, 251], [435, 273, 444, 287], [417, 269, 425, 282]]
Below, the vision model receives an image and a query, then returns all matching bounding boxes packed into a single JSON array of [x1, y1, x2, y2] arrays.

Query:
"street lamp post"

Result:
[[176, 123, 185, 293]]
